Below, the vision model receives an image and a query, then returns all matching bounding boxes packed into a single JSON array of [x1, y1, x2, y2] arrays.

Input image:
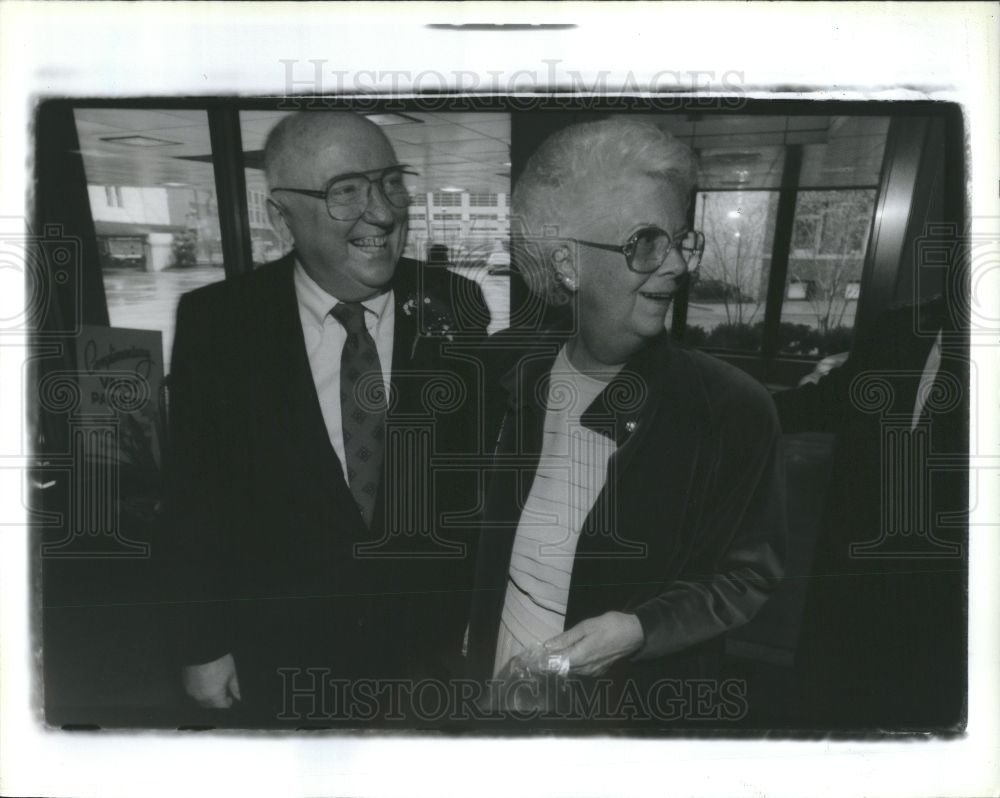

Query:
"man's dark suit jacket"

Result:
[[160, 253, 489, 724], [467, 331, 787, 718], [773, 297, 968, 729]]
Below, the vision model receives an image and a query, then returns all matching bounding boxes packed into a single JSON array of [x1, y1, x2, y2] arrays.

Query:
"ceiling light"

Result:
[[100, 135, 182, 148], [701, 152, 762, 166], [439, 186, 464, 192], [727, 210, 741, 219], [363, 113, 423, 126]]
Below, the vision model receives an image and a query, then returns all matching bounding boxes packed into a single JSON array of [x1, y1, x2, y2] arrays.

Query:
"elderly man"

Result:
[[162, 112, 486, 724]]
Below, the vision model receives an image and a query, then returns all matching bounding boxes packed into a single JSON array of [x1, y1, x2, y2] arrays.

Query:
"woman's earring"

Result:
[[552, 249, 575, 290]]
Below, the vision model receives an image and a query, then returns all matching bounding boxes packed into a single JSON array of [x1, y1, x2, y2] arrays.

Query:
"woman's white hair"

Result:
[[512, 118, 698, 305]]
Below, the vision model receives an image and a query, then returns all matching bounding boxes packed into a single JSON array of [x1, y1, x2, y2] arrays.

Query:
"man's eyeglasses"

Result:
[[573, 226, 706, 275], [271, 165, 417, 221]]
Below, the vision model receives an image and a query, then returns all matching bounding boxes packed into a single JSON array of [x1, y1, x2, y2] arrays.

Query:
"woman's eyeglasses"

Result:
[[271, 165, 417, 221], [573, 226, 705, 274]]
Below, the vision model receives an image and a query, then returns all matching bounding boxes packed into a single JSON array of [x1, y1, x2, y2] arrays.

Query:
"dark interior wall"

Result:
[[35, 102, 109, 331], [892, 108, 966, 306]]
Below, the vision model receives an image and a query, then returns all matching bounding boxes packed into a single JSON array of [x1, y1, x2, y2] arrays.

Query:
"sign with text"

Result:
[[75, 324, 164, 472]]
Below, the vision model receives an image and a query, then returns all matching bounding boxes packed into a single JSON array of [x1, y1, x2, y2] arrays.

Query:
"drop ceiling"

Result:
[[71, 108, 887, 198], [73, 108, 512, 197]]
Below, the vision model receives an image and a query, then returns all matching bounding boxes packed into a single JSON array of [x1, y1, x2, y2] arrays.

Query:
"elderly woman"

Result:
[[466, 119, 786, 719]]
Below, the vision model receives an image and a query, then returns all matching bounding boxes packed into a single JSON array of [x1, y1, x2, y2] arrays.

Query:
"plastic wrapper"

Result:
[[489, 644, 571, 713]]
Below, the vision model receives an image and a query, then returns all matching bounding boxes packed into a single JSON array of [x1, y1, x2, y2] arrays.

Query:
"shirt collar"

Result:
[[293, 259, 393, 329]]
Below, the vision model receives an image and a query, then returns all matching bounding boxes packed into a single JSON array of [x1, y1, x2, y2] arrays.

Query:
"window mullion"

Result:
[[760, 143, 803, 375], [207, 108, 253, 279]]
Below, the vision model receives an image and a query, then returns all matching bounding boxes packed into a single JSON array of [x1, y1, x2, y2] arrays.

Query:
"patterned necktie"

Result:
[[331, 302, 386, 527]]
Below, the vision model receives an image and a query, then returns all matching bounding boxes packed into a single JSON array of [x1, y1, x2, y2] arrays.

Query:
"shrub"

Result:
[[818, 325, 853, 356], [707, 322, 761, 350], [683, 321, 854, 357], [683, 325, 708, 347], [171, 229, 199, 268]]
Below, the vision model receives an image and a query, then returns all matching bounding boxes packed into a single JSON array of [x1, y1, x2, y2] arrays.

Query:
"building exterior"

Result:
[[88, 184, 225, 272], [404, 190, 510, 265]]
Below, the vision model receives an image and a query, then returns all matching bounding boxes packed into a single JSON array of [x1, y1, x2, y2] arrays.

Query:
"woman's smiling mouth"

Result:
[[639, 290, 675, 301]]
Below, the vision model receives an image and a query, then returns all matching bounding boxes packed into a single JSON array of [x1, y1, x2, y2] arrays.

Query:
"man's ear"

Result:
[[551, 245, 578, 291], [267, 198, 294, 249]]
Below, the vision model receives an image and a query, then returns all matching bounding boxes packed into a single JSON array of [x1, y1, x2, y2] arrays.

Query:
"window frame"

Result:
[[53, 99, 950, 389], [670, 118, 921, 386]]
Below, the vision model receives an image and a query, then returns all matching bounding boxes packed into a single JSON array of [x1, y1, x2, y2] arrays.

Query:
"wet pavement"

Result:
[[103, 263, 511, 374], [102, 265, 225, 373]]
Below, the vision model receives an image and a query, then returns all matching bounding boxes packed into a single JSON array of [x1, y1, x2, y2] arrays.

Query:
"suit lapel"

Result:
[[568, 337, 706, 619], [263, 256, 439, 540], [258, 256, 365, 536], [570, 337, 669, 564], [579, 334, 673, 477], [390, 281, 420, 380], [365, 282, 420, 534]]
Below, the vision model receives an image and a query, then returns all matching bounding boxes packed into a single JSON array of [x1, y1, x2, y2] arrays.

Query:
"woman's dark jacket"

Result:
[[467, 331, 787, 693]]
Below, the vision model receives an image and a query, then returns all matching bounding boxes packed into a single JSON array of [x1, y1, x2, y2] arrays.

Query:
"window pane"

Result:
[[779, 189, 877, 356], [686, 191, 779, 351], [798, 116, 890, 188], [622, 113, 889, 357], [640, 113, 888, 189], [240, 111, 295, 266], [241, 110, 512, 334], [697, 146, 786, 190], [74, 109, 226, 372]]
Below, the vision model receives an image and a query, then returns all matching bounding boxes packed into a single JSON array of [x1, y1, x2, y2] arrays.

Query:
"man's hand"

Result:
[[543, 612, 645, 678], [182, 653, 241, 708]]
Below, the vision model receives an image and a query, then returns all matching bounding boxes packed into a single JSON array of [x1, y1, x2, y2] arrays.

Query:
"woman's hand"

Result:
[[182, 652, 241, 708], [543, 612, 645, 677]]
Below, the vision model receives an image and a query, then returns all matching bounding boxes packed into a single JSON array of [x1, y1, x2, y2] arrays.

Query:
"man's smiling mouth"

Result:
[[349, 235, 391, 253]]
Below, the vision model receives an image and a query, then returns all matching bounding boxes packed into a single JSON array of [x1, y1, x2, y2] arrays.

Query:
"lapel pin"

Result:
[[625, 420, 638, 433]]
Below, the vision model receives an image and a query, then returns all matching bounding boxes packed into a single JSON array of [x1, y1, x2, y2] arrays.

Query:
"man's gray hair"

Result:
[[512, 118, 698, 304]]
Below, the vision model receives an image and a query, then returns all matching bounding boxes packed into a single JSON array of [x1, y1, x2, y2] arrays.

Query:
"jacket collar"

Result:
[[498, 330, 675, 449], [292, 257, 394, 331], [275, 249, 424, 342]]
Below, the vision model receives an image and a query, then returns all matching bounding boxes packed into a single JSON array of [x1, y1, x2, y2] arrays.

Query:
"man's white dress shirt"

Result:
[[293, 261, 395, 482]]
